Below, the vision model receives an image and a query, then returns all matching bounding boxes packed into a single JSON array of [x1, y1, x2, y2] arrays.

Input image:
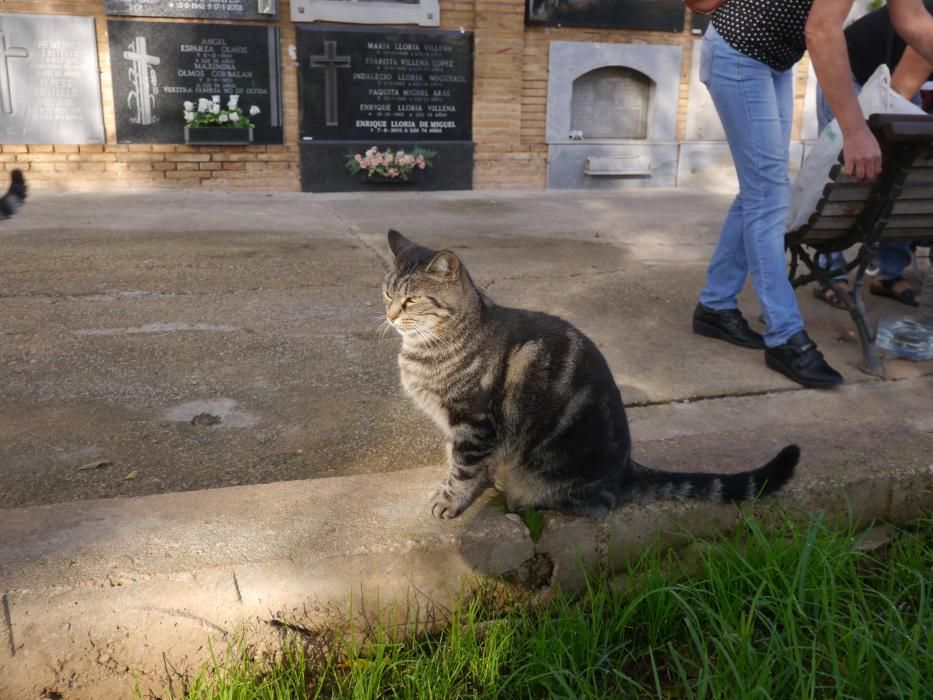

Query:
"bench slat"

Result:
[[820, 202, 866, 216], [825, 183, 931, 203], [871, 113, 933, 140], [901, 169, 933, 186], [880, 228, 933, 240], [825, 184, 873, 202], [793, 231, 848, 243], [891, 199, 933, 215], [884, 214, 933, 228], [810, 217, 857, 230]]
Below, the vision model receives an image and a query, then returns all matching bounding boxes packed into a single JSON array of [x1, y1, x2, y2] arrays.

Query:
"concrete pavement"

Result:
[[2, 188, 930, 507], [0, 187, 931, 698]]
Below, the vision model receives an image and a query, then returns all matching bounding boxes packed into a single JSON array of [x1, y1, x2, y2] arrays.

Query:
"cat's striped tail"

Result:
[[630, 444, 799, 503]]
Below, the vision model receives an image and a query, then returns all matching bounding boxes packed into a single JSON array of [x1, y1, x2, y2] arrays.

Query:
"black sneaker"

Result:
[[692, 303, 766, 350], [765, 330, 843, 388]]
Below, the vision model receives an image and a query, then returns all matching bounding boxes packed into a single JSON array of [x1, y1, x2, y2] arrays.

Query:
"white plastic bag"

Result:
[[787, 65, 925, 233]]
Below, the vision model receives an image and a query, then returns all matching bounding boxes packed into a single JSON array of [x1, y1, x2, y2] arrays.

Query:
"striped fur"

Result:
[[385, 231, 797, 519]]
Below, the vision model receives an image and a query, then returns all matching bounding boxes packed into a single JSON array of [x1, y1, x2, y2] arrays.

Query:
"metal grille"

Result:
[[570, 67, 650, 139]]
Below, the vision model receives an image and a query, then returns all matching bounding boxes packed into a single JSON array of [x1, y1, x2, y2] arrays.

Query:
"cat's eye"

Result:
[[403, 295, 421, 307]]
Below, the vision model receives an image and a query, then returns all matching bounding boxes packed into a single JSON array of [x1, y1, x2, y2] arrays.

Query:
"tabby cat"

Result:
[[384, 230, 797, 519]]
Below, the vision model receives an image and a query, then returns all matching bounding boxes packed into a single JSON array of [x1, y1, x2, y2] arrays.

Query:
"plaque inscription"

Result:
[[105, 0, 278, 21], [108, 20, 282, 144], [0, 13, 105, 145], [298, 27, 472, 142]]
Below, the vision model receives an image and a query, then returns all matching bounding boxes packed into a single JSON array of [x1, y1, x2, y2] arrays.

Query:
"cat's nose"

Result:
[[386, 305, 401, 322]]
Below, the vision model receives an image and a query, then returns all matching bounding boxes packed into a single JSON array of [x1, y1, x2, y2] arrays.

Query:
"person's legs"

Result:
[[816, 251, 849, 279], [698, 29, 841, 387], [699, 195, 749, 310], [871, 241, 922, 305], [699, 29, 749, 312], [703, 33, 803, 346], [876, 241, 914, 280]]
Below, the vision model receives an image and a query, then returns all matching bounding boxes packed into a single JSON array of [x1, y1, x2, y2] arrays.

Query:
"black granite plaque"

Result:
[[299, 140, 472, 193], [526, 0, 685, 32], [297, 26, 473, 192], [297, 26, 472, 142], [108, 20, 282, 144], [0, 13, 105, 145], [105, 0, 278, 21], [691, 12, 711, 34]]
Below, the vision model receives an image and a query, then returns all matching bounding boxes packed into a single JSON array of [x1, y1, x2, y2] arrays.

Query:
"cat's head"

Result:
[[383, 230, 477, 340]]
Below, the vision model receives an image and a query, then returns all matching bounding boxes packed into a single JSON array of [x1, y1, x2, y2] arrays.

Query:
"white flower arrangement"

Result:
[[182, 94, 260, 128]]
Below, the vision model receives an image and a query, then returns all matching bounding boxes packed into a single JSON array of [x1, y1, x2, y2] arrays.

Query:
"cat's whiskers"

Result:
[[376, 318, 394, 341], [416, 323, 448, 349], [406, 321, 449, 351]]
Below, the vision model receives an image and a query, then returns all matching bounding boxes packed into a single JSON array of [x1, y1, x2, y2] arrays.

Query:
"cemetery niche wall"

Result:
[[546, 41, 682, 189], [0, 13, 105, 145], [297, 26, 473, 192], [526, 0, 685, 32], [105, 0, 279, 21], [107, 20, 283, 144]]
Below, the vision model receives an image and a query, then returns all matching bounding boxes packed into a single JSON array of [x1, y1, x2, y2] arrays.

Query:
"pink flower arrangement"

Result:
[[346, 146, 435, 180]]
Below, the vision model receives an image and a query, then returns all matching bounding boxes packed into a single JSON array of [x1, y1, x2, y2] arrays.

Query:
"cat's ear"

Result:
[[426, 250, 460, 280], [387, 229, 411, 257]]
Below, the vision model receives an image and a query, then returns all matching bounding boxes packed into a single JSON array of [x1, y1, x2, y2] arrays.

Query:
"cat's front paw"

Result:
[[429, 485, 465, 520]]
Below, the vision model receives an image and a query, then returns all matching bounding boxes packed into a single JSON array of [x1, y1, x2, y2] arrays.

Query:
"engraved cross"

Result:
[[124, 36, 160, 126], [310, 40, 351, 127], [0, 30, 29, 115]]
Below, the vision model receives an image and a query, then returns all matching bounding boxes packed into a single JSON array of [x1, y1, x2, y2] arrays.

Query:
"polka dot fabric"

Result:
[[712, 0, 814, 71]]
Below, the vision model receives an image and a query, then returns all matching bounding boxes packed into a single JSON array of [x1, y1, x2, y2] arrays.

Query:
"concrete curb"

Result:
[[1, 379, 931, 698]]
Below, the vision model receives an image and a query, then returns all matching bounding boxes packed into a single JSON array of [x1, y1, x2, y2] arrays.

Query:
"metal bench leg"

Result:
[[850, 246, 884, 377], [788, 241, 885, 375]]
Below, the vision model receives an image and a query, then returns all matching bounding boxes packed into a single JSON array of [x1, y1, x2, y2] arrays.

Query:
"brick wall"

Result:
[[0, 2, 805, 192], [0, 0, 302, 191]]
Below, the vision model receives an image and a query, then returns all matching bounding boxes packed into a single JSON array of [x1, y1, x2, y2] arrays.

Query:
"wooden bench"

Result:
[[785, 113, 933, 376]]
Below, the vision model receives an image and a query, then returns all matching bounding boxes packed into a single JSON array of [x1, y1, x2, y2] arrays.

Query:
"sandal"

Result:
[[812, 281, 851, 310], [870, 277, 920, 307]]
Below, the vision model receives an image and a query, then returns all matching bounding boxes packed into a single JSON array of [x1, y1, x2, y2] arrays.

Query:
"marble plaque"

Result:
[[105, 0, 278, 21], [108, 20, 282, 144], [291, 0, 439, 28], [0, 13, 105, 145], [547, 42, 681, 143]]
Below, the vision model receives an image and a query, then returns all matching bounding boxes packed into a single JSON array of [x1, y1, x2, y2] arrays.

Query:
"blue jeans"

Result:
[[699, 27, 803, 347], [815, 84, 915, 281]]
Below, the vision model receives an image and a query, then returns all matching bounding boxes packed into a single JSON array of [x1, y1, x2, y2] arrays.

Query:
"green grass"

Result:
[[519, 507, 544, 543], [180, 515, 933, 699]]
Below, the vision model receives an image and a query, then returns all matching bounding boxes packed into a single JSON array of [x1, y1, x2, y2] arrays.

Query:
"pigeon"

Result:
[[0, 169, 27, 220]]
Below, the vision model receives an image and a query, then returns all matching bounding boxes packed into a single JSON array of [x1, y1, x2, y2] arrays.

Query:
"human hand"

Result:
[[841, 122, 881, 181]]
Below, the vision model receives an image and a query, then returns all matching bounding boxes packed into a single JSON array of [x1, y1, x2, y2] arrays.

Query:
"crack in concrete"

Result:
[[131, 607, 229, 636], [266, 618, 320, 640], [324, 202, 393, 270], [623, 373, 932, 409], [471, 265, 708, 295], [232, 572, 243, 604], [2, 592, 15, 657], [503, 553, 554, 590], [0, 281, 380, 302]]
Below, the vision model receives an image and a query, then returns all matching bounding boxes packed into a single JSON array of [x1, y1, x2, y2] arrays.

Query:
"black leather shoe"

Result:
[[692, 303, 766, 349], [765, 330, 843, 388]]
